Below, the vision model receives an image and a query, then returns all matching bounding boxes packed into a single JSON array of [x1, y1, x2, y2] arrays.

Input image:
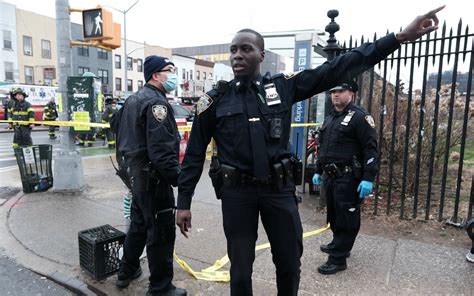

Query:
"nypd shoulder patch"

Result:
[[365, 115, 375, 128], [283, 70, 302, 80], [152, 104, 167, 122], [196, 94, 213, 115]]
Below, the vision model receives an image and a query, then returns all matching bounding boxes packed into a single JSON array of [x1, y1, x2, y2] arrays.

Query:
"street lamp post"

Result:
[[105, 0, 139, 97]]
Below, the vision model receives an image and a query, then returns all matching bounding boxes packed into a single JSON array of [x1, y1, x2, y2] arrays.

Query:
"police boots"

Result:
[[146, 285, 187, 296]]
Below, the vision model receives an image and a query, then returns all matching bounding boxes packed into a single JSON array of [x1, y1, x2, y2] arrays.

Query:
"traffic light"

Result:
[[82, 8, 114, 41]]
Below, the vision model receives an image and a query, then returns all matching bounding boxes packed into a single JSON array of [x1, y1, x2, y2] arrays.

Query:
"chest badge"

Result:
[[196, 94, 213, 115], [365, 115, 376, 128], [340, 110, 355, 126], [152, 105, 167, 122], [264, 83, 281, 106]]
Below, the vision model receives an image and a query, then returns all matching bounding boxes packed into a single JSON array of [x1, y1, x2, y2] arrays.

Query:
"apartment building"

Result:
[[16, 8, 57, 86], [0, 1, 19, 83]]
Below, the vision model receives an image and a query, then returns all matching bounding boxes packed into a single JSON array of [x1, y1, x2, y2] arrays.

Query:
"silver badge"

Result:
[[197, 94, 213, 115], [264, 83, 281, 106], [152, 105, 167, 122], [365, 115, 375, 128], [341, 110, 355, 126]]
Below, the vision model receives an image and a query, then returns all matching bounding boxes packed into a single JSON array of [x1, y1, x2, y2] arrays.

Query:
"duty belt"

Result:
[[323, 163, 352, 178]]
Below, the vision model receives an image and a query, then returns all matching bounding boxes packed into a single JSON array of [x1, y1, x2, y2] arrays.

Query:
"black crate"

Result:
[[78, 224, 126, 281], [14, 145, 53, 193]]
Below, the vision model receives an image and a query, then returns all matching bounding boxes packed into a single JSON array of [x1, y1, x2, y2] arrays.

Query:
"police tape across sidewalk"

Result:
[[174, 224, 330, 282], [0, 120, 320, 131]]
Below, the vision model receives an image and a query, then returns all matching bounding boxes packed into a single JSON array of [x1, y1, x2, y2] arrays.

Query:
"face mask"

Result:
[[162, 73, 178, 92]]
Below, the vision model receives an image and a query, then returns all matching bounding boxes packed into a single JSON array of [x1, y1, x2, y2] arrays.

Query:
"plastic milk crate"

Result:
[[78, 224, 126, 281]]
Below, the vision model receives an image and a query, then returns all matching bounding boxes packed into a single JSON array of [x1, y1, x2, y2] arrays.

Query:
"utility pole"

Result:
[[54, 0, 84, 191]]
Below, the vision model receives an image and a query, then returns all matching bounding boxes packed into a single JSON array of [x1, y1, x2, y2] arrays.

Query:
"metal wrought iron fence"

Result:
[[328, 19, 473, 223]]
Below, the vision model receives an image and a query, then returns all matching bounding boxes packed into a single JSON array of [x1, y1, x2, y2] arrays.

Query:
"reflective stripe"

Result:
[[13, 111, 29, 115], [107, 140, 116, 144], [27, 108, 34, 112], [29, 118, 35, 122]]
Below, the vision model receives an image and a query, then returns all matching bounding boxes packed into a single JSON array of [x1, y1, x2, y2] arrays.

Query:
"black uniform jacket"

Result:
[[177, 33, 400, 210], [116, 83, 180, 186], [316, 103, 378, 181]]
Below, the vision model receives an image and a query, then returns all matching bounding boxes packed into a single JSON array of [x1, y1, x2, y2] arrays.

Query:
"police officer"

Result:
[[114, 55, 186, 296], [43, 97, 58, 139], [101, 97, 117, 148], [8, 88, 34, 148], [176, 6, 444, 295], [312, 81, 376, 275]]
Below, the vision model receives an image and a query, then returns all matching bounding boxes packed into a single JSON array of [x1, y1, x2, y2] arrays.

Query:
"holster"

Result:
[[281, 158, 293, 185], [271, 162, 284, 190], [324, 163, 343, 178], [209, 156, 223, 199], [352, 156, 363, 179], [221, 164, 238, 187]]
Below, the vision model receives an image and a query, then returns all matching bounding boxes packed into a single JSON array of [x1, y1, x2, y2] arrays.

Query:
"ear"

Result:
[[260, 50, 265, 63]]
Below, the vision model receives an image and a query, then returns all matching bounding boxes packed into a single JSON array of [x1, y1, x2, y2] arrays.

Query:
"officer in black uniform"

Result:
[[177, 6, 443, 295], [312, 81, 376, 275], [101, 97, 117, 148], [114, 55, 186, 296], [43, 97, 58, 139], [8, 88, 35, 148]]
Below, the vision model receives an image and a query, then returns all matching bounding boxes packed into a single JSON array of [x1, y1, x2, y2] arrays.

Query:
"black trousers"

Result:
[[45, 119, 56, 137], [104, 128, 115, 146], [13, 125, 32, 147], [120, 170, 176, 293], [221, 184, 303, 296], [323, 173, 361, 265]]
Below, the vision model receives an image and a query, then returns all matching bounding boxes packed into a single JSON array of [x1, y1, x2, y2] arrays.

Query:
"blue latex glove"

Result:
[[312, 173, 321, 185], [357, 181, 373, 198]]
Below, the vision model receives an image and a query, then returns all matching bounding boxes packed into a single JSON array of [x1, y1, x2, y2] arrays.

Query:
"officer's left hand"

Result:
[[312, 173, 321, 185], [176, 209, 192, 238], [396, 5, 445, 43], [357, 181, 373, 199], [29, 124, 34, 129]]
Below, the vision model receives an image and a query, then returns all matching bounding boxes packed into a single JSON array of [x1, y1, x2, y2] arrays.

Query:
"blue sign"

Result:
[[291, 39, 312, 158]]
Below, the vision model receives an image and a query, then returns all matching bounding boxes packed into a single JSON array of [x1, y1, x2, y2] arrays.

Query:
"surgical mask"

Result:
[[162, 73, 178, 92]]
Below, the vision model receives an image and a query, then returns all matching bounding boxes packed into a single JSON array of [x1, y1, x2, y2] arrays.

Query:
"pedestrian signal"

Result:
[[82, 8, 113, 40]]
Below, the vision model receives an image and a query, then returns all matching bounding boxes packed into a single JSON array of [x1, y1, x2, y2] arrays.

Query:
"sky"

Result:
[[5, 0, 473, 49]]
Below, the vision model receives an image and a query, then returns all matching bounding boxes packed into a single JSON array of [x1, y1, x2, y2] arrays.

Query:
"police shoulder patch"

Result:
[[152, 104, 167, 122], [365, 115, 375, 128], [283, 71, 302, 80], [196, 94, 213, 115]]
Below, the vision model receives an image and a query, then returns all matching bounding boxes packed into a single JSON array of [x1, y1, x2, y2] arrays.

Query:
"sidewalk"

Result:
[[0, 155, 472, 295]]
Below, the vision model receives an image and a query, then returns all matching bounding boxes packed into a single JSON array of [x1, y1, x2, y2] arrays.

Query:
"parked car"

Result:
[[171, 103, 194, 122]]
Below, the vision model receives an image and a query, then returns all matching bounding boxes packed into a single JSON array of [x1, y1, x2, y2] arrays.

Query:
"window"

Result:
[[115, 78, 122, 91], [3, 30, 12, 49], [196, 70, 200, 80], [78, 66, 90, 75], [138, 80, 143, 90], [98, 48, 108, 60], [115, 54, 121, 69], [23, 36, 33, 56], [209, 73, 212, 80], [137, 59, 143, 72], [78, 46, 89, 56], [127, 79, 133, 92], [98, 69, 108, 85], [203, 72, 206, 80], [43, 68, 55, 85], [127, 57, 133, 71], [25, 66, 34, 84], [4, 62, 13, 81], [190, 70, 193, 80], [41, 40, 51, 59], [182, 68, 186, 80]]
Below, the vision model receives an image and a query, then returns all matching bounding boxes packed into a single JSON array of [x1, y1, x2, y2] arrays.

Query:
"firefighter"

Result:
[[8, 88, 35, 148], [43, 97, 58, 139], [101, 97, 118, 148]]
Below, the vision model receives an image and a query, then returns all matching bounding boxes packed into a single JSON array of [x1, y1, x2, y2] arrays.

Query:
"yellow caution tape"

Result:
[[0, 120, 319, 131], [174, 223, 330, 282]]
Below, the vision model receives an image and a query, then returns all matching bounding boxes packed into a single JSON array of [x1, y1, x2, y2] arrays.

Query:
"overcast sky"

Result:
[[6, 0, 473, 48]]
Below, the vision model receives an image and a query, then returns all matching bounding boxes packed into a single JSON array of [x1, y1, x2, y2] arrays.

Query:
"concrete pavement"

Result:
[[0, 155, 472, 295]]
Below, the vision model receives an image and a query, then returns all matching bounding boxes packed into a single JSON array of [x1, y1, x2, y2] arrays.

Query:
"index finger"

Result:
[[425, 5, 445, 26], [179, 224, 189, 238]]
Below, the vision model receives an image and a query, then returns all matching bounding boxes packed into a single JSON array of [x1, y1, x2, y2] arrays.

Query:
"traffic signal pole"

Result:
[[54, 0, 85, 191]]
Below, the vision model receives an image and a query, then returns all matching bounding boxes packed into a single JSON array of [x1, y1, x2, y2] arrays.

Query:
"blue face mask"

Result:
[[162, 73, 178, 93]]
